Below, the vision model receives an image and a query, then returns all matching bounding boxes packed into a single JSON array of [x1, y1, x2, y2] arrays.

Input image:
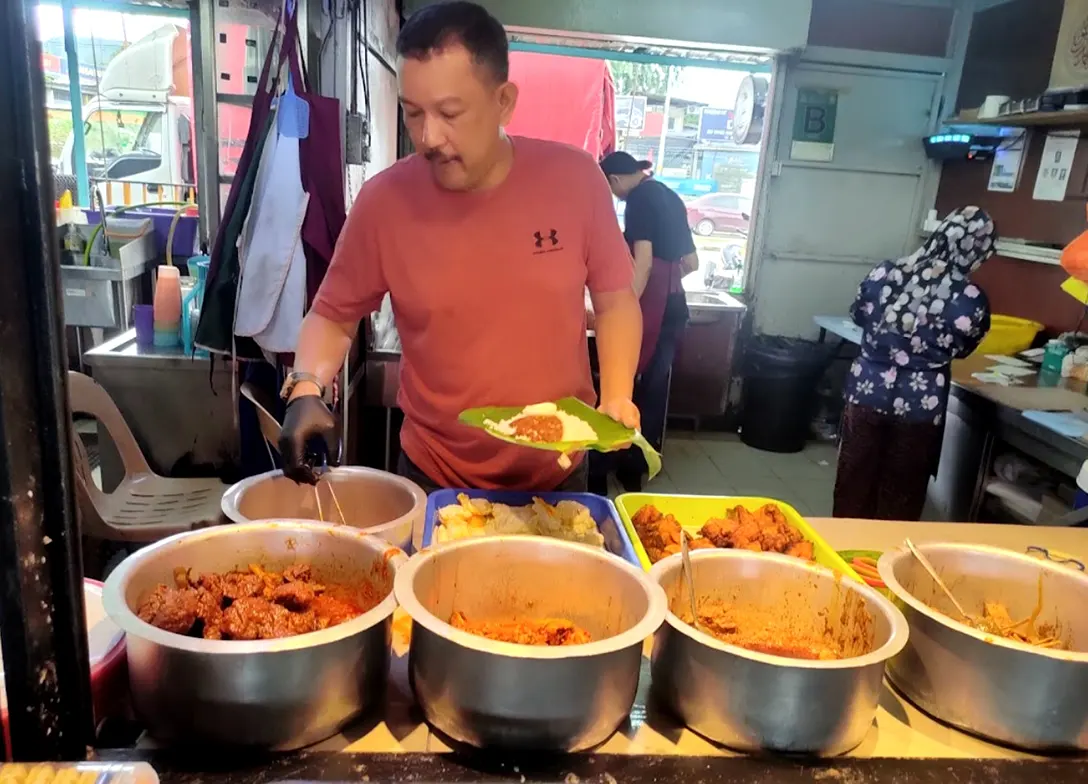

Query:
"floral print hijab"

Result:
[[845, 206, 996, 423], [873, 206, 996, 336]]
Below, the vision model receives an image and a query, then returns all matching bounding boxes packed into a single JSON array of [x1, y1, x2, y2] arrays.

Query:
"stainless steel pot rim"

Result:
[[102, 520, 406, 654], [878, 542, 1088, 663], [648, 549, 910, 669], [394, 535, 668, 659], [220, 467, 427, 529]]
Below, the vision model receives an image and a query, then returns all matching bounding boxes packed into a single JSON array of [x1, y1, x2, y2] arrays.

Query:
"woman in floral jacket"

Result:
[[833, 206, 996, 520]]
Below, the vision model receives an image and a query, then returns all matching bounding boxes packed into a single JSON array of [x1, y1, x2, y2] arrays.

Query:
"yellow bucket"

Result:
[[971, 315, 1043, 357]]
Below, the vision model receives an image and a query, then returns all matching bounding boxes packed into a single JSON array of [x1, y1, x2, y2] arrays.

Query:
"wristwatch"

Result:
[[280, 371, 326, 401]]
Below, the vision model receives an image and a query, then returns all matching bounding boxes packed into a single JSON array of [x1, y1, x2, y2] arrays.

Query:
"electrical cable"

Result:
[[89, 30, 109, 181], [359, 0, 371, 121]]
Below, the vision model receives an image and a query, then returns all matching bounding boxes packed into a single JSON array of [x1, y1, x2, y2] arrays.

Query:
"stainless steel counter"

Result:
[[672, 291, 746, 421], [813, 314, 1088, 522], [364, 291, 747, 408], [83, 330, 237, 488], [246, 518, 1088, 759]]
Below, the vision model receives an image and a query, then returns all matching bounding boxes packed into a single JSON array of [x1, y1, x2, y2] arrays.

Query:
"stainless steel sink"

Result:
[[685, 290, 745, 312]]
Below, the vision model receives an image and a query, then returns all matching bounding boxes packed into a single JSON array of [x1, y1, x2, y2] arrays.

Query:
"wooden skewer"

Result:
[[313, 484, 325, 523], [325, 480, 347, 525]]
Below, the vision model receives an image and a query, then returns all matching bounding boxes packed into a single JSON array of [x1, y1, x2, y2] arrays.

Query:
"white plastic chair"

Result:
[[68, 371, 227, 542]]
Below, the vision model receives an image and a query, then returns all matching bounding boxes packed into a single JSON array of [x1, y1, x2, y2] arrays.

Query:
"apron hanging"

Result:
[[234, 123, 311, 354], [285, 26, 345, 307], [196, 5, 304, 358]]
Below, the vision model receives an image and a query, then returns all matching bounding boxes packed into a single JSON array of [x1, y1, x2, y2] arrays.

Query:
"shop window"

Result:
[[81, 108, 157, 178], [217, 104, 251, 178], [213, 3, 277, 214], [35, 3, 197, 208]]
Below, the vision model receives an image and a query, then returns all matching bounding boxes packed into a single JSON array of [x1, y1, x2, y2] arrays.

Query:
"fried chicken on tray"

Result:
[[630, 504, 714, 563], [632, 502, 815, 564]]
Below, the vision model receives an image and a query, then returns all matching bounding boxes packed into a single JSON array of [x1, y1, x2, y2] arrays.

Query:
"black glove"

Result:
[[279, 394, 340, 485]]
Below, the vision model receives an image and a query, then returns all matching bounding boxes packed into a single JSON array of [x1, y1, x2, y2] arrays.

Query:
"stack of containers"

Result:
[[152, 265, 182, 347]]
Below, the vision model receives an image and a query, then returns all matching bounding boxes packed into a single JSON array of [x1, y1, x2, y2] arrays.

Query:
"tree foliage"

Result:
[[608, 61, 668, 98]]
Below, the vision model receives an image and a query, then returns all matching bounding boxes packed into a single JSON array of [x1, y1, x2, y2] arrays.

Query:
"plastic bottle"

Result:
[[63, 224, 85, 255], [153, 265, 182, 348], [0, 762, 158, 784]]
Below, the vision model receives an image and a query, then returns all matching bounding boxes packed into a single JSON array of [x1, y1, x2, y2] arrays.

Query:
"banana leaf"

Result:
[[459, 397, 662, 480]]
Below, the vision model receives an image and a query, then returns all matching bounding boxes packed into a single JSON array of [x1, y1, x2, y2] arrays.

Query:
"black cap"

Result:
[[600, 151, 652, 177]]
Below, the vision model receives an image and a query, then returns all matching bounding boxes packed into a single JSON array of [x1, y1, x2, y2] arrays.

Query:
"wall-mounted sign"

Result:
[[790, 87, 838, 162], [1033, 130, 1079, 201], [987, 129, 1026, 193], [698, 107, 734, 143], [615, 95, 647, 131]]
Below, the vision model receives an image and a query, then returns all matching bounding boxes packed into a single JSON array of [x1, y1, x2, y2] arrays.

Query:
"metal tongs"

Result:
[[905, 538, 972, 623], [680, 529, 702, 632], [239, 381, 347, 525]]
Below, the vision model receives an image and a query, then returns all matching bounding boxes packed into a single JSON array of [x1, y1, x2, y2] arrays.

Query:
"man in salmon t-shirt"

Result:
[[277, 1, 642, 492]]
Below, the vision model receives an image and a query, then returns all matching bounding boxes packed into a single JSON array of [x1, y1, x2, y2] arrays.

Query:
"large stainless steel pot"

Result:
[[879, 542, 1088, 751], [220, 467, 425, 551], [649, 550, 908, 755], [103, 521, 405, 749], [394, 536, 667, 750]]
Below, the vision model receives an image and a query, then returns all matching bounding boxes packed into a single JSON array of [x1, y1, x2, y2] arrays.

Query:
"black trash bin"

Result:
[[741, 336, 833, 453]]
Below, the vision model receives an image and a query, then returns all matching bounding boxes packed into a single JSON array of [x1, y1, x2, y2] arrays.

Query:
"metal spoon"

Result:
[[905, 538, 972, 622], [680, 529, 701, 631]]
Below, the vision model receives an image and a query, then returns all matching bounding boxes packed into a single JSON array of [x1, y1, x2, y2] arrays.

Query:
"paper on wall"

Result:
[[1033, 130, 1080, 201], [988, 130, 1026, 192]]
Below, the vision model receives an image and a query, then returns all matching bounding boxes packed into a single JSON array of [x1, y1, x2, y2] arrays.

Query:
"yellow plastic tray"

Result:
[[971, 315, 1042, 358], [614, 493, 862, 582]]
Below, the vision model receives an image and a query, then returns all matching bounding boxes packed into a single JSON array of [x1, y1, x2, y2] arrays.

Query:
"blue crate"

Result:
[[421, 489, 639, 567]]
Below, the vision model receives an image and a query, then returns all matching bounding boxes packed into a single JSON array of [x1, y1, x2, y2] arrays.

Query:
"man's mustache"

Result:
[[424, 150, 458, 163]]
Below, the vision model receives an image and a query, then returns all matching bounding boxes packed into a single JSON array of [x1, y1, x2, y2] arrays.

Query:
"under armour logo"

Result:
[[533, 229, 559, 248]]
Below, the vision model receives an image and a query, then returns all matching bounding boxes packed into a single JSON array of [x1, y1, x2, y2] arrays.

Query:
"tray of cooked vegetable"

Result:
[[418, 489, 641, 566], [877, 542, 1088, 751], [615, 493, 860, 579]]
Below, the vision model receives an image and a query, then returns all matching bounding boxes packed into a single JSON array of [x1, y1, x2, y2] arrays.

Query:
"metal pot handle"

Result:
[[1026, 545, 1085, 571], [359, 534, 410, 571]]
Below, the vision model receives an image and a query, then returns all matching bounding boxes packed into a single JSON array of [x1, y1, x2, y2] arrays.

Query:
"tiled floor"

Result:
[[638, 432, 838, 517]]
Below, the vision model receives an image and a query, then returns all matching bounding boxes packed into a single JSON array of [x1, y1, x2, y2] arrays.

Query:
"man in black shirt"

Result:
[[597, 152, 697, 490], [601, 152, 699, 290]]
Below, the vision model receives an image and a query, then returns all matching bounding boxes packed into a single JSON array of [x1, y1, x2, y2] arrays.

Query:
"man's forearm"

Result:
[[290, 311, 357, 399], [632, 240, 653, 298], [633, 261, 652, 298], [593, 291, 642, 403]]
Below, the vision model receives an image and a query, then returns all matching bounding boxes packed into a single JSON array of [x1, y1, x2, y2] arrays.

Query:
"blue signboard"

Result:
[[698, 107, 735, 144], [656, 176, 719, 197]]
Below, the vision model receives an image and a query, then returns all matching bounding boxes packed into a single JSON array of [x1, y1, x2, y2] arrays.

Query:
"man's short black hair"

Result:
[[396, 1, 509, 83]]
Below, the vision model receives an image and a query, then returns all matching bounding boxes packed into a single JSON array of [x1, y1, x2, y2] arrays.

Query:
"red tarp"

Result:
[[505, 51, 616, 159]]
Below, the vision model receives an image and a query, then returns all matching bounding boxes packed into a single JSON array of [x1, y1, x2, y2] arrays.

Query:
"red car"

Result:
[[686, 193, 751, 236]]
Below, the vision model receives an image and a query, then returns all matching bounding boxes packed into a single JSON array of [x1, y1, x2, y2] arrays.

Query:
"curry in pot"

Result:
[[135, 563, 381, 640]]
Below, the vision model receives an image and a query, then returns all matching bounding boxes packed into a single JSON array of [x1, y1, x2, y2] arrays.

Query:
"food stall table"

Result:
[[118, 518, 1087, 764], [95, 749, 1088, 784]]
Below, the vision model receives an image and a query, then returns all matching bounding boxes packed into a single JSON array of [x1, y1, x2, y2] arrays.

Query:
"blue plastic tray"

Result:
[[420, 489, 640, 567]]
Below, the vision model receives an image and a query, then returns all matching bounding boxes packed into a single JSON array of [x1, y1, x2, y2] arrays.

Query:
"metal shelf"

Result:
[[956, 109, 1088, 128], [920, 223, 1062, 266]]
